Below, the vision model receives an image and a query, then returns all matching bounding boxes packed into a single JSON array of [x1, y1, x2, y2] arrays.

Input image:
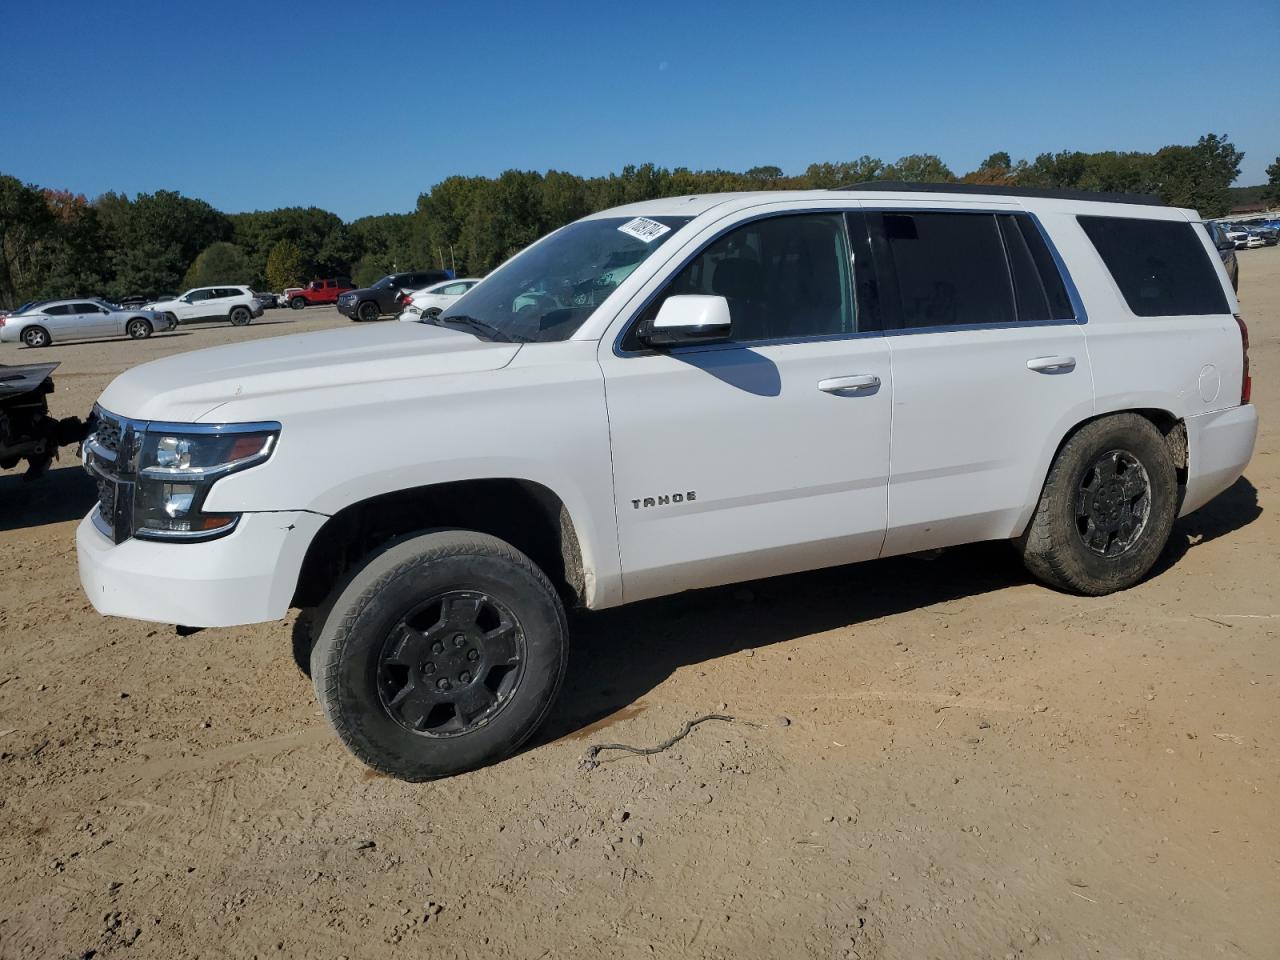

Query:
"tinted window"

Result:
[[654, 213, 855, 342], [72, 302, 101, 313], [188, 290, 212, 302], [1078, 216, 1229, 316], [878, 212, 1014, 328], [44, 304, 75, 316]]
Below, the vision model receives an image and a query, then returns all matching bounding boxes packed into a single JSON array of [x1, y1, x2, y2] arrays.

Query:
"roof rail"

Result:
[[836, 181, 1166, 206]]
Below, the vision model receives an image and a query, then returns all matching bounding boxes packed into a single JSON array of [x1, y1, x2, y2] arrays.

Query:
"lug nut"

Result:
[[467, 649, 479, 662], [459, 671, 471, 683], [453, 634, 466, 647], [432, 642, 444, 654], [436, 678, 450, 691], [423, 662, 436, 675]]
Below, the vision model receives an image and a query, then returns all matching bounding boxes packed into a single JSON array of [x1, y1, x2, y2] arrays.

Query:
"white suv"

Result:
[[145, 286, 263, 326], [77, 185, 1257, 781]]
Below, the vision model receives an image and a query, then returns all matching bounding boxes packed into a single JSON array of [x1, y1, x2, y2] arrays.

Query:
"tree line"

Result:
[[1, 133, 1271, 308]]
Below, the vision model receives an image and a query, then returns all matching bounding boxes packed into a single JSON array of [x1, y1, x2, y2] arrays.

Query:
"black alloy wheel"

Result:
[[377, 590, 525, 737], [1075, 449, 1151, 557]]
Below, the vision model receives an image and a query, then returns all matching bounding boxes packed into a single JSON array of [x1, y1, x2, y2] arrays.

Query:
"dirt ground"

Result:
[[1, 258, 1277, 960]]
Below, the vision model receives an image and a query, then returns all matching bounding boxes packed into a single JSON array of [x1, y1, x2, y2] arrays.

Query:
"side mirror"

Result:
[[180, 295, 192, 303], [1218, 238, 1236, 252], [639, 295, 732, 348]]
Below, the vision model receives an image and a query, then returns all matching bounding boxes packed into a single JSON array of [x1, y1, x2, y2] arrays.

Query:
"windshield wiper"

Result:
[[425, 314, 519, 343]]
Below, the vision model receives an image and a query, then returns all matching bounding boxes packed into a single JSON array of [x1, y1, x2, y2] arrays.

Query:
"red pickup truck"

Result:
[[288, 278, 354, 309]]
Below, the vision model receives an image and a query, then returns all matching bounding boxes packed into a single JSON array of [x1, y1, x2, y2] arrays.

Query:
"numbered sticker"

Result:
[[617, 217, 671, 243]]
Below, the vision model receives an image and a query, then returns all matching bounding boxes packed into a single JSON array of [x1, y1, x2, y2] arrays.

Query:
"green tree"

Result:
[[1150, 133, 1242, 216], [183, 241, 253, 288], [265, 238, 305, 291], [0, 175, 55, 306], [881, 154, 954, 183], [1264, 156, 1279, 203], [801, 156, 884, 188]]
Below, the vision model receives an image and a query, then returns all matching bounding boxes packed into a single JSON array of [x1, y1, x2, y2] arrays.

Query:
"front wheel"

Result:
[[291, 297, 306, 310], [1017, 413, 1177, 595], [357, 301, 380, 323], [126, 318, 152, 340], [310, 530, 569, 781]]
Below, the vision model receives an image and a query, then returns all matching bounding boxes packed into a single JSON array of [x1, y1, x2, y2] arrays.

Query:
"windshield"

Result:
[[436, 216, 690, 343], [372, 276, 397, 290]]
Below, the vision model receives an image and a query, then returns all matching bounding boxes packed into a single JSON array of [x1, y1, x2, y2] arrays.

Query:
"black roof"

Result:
[[837, 181, 1166, 207]]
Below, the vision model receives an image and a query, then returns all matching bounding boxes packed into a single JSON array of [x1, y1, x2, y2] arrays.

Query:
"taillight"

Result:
[[1234, 313, 1251, 404]]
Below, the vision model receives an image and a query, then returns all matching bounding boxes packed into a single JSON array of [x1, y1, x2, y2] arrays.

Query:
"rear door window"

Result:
[[874, 212, 1015, 328], [1077, 215, 1229, 316]]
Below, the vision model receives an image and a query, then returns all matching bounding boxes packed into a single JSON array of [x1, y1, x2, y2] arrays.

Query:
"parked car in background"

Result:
[[111, 295, 150, 310], [398, 278, 483, 320], [337, 271, 452, 322], [288, 278, 354, 309], [1205, 222, 1238, 291], [145, 286, 264, 326], [1243, 234, 1266, 249], [255, 292, 280, 309], [0, 298, 174, 347], [1250, 227, 1278, 246]]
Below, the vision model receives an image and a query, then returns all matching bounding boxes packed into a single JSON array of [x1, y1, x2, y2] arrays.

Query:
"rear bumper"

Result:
[[77, 509, 327, 627], [1180, 403, 1258, 516]]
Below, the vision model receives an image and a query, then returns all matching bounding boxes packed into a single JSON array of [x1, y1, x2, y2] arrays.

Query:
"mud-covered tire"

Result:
[[310, 530, 569, 781], [1017, 413, 1177, 595]]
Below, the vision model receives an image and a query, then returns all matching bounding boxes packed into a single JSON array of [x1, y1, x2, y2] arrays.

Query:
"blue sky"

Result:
[[6, 0, 1277, 220]]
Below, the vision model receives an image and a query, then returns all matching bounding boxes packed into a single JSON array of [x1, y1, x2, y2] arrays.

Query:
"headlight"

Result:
[[133, 424, 279, 540]]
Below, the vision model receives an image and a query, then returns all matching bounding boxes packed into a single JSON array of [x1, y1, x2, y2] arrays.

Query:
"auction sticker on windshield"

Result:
[[617, 217, 672, 243]]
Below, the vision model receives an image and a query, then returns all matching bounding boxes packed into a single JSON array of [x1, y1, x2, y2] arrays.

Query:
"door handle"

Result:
[[818, 374, 881, 394], [1026, 355, 1076, 374]]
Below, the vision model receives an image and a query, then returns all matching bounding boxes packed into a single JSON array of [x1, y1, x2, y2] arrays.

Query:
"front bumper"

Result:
[[77, 509, 327, 627], [336, 299, 358, 318]]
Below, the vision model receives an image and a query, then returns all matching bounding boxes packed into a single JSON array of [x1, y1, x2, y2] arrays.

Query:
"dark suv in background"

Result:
[[338, 271, 451, 322], [1205, 221, 1239, 291]]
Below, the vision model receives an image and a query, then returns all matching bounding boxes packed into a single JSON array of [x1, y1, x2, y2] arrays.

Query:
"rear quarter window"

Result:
[[1078, 215, 1229, 316]]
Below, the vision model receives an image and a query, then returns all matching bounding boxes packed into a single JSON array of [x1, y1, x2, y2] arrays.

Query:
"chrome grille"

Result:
[[94, 409, 124, 455], [85, 406, 138, 544]]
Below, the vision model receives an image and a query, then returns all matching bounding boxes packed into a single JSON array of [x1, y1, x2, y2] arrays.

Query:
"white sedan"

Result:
[[397, 278, 483, 321]]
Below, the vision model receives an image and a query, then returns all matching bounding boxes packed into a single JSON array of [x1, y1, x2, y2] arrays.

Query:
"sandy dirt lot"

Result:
[[1, 260, 1277, 959]]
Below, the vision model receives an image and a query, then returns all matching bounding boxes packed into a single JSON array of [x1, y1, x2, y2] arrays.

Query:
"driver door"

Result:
[[599, 210, 893, 603]]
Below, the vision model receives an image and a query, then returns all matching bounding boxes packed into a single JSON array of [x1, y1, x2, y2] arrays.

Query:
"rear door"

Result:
[[864, 206, 1096, 556], [68, 302, 115, 338], [601, 210, 893, 602]]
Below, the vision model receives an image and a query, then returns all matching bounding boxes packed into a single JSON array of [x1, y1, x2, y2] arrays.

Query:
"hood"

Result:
[[97, 322, 521, 422]]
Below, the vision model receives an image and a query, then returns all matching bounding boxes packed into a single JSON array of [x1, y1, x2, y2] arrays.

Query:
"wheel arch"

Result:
[[1017, 407, 1187, 537], [290, 477, 588, 613]]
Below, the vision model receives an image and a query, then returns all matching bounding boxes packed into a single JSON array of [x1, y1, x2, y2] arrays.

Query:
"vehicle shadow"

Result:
[[0, 462, 97, 532], [1152, 475, 1262, 575], [535, 474, 1263, 751]]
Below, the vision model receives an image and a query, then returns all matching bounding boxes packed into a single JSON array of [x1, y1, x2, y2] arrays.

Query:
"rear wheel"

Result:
[[21, 326, 50, 348], [1017, 413, 1177, 595], [291, 297, 306, 310], [310, 530, 569, 781], [126, 318, 152, 340], [357, 301, 380, 323], [230, 306, 251, 326]]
